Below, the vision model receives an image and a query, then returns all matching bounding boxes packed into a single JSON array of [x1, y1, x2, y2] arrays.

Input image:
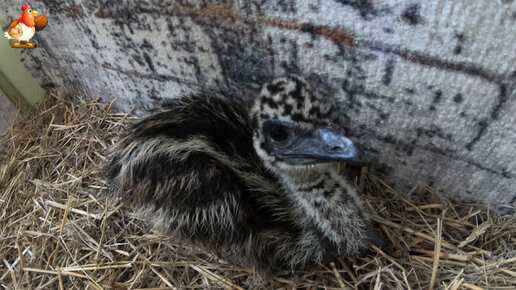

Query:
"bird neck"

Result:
[[273, 164, 333, 192]]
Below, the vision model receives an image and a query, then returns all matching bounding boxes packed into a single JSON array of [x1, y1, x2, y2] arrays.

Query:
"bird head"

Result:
[[250, 75, 363, 173], [18, 4, 38, 27]]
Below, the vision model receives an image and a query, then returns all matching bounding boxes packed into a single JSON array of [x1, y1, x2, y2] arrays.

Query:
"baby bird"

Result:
[[105, 75, 380, 274]]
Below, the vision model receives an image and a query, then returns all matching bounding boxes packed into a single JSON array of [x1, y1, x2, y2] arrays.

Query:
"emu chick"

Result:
[[104, 76, 379, 274]]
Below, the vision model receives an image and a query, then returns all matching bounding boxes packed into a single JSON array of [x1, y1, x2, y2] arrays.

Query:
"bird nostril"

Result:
[[330, 146, 341, 151]]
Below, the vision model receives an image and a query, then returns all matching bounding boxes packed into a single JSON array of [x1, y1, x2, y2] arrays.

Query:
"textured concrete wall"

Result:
[[1, 0, 515, 205]]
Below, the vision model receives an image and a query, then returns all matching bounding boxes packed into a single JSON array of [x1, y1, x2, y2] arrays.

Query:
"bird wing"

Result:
[[104, 95, 260, 241], [105, 135, 246, 241], [34, 15, 48, 31], [7, 20, 23, 38]]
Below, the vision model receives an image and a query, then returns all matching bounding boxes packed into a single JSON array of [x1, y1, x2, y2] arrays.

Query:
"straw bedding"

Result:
[[0, 93, 514, 289]]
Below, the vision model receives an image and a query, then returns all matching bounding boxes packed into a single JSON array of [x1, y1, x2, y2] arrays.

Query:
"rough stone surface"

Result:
[[1, 0, 515, 205]]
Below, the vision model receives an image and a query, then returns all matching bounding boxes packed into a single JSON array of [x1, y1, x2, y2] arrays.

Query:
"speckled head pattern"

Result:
[[250, 75, 341, 170]]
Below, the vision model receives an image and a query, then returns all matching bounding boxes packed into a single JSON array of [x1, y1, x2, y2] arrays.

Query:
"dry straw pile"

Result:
[[0, 94, 514, 289]]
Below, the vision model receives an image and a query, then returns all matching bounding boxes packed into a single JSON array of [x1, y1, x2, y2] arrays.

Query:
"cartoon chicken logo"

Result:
[[4, 4, 48, 48]]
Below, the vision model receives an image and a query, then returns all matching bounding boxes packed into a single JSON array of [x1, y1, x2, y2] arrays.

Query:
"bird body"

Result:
[[5, 21, 34, 41], [105, 76, 379, 274], [4, 4, 47, 48]]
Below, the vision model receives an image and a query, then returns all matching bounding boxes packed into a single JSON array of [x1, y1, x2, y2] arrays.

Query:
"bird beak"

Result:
[[32, 10, 39, 17], [281, 127, 363, 165]]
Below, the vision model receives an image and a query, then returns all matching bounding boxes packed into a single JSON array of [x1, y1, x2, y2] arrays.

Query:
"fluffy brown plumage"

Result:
[[104, 75, 381, 275]]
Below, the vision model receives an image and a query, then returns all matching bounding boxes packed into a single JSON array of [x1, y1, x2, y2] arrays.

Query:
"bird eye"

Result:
[[270, 125, 289, 142], [28, 9, 32, 14], [262, 120, 293, 145]]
